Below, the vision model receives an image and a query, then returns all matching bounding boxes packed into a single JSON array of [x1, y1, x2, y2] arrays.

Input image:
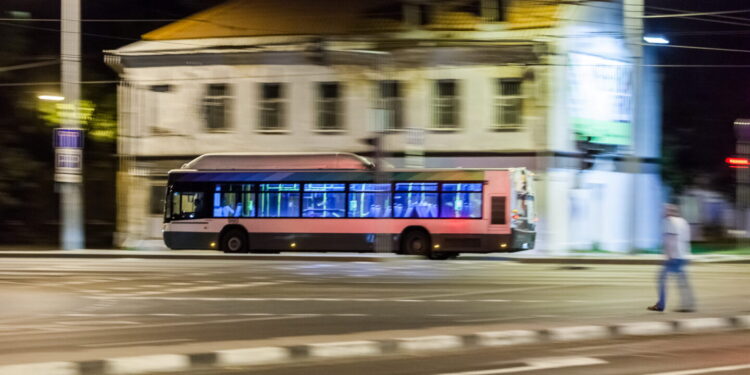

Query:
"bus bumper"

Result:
[[510, 228, 535, 251], [163, 231, 219, 250]]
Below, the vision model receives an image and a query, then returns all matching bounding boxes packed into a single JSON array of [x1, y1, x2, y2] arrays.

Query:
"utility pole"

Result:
[[734, 119, 750, 244], [624, 0, 644, 253], [59, 0, 84, 249]]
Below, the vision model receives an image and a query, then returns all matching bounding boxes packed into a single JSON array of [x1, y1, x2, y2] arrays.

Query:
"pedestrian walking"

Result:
[[648, 203, 696, 312]]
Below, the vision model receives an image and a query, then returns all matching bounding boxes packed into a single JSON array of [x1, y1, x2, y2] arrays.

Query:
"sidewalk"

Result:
[[0, 248, 749, 264]]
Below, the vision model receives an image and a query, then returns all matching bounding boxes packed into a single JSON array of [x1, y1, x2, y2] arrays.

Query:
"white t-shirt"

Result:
[[663, 216, 691, 259]]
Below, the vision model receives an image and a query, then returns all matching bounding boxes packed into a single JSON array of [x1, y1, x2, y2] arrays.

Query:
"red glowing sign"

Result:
[[726, 157, 750, 168]]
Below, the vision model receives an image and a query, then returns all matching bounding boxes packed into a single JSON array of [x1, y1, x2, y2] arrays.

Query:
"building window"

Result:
[[494, 79, 523, 129], [302, 183, 346, 218], [148, 85, 173, 134], [316, 82, 343, 130], [150, 185, 166, 215], [258, 183, 300, 217], [348, 183, 392, 218], [377, 81, 403, 130], [203, 83, 231, 131], [259, 83, 285, 130], [432, 80, 460, 129], [480, 0, 506, 21]]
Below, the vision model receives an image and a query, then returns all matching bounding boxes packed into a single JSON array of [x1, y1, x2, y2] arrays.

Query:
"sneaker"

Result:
[[675, 308, 695, 313], [647, 304, 664, 312]]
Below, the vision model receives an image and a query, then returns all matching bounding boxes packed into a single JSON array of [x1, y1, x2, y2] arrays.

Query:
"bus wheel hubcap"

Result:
[[228, 237, 241, 251], [412, 240, 423, 251]]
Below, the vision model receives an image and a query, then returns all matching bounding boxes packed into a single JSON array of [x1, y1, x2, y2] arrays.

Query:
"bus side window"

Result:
[[258, 183, 300, 217], [491, 196, 506, 224], [393, 182, 438, 218], [440, 183, 482, 218], [348, 183, 391, 218]]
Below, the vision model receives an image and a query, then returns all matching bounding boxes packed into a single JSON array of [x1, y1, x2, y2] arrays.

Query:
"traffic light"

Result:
[[726, 157, 750, 168]]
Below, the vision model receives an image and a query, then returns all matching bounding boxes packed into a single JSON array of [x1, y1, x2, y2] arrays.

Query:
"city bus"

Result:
[[163, 152, 536, 259]]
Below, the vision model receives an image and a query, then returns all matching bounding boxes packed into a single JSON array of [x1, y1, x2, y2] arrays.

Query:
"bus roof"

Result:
[[181, 152, 374, 171]]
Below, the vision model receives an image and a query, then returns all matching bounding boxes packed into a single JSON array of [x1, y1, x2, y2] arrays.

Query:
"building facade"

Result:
[[106, 0, 662, 253]]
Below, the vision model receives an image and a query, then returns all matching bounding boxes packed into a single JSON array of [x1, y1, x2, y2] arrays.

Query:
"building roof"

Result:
[[143, 0, 564, 41], [506, 0, 562, 30]]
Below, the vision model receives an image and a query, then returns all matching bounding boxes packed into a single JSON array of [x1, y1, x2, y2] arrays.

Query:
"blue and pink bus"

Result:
[[163, 152, 535, 259]]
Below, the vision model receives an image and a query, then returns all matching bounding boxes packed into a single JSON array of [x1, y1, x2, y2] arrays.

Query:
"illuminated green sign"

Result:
[[569, 53, 633, 146]]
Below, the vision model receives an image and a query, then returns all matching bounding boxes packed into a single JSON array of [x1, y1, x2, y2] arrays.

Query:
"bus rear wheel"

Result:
[[221, 228, 248, 253], [402, 230, 431, 258]]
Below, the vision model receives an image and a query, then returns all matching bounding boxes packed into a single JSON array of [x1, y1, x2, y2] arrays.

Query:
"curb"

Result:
[[2, 315, 747, 375]]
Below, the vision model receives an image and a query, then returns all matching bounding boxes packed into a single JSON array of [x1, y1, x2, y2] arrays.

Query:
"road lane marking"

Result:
[[57, 320, 140, 326], [102, 281, 284, 297], [401, 285, 568, 300], [80, 338, 193, 348], [0, 315, 313, 338], [58, 312, 368, 318], [435, 356, 607, 375], [644, 363, 750, 375], [83, 296, 540, 303]]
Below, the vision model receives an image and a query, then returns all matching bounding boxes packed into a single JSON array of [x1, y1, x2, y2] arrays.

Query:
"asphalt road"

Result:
[[181, 331, 750, 375], [0, 255, 748, 368]]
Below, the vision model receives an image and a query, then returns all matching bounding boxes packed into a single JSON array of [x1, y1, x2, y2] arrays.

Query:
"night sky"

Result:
[[1, 0, 749, 191]]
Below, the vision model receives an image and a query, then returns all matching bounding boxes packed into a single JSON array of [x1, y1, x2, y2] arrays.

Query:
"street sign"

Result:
[[55, 149, 82, 183], [56, 149, 82, 170], [54, 129, 84, 183], [54, 128, 84, 149]]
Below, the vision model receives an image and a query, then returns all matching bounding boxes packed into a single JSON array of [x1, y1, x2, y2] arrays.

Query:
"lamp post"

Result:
[[59, 0, 84, 250], [734, 118, 750, 242]]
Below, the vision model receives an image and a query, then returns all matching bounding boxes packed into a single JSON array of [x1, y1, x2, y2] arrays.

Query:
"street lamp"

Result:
[[643, 35, 669, 45], [38, 95, 65, 101]]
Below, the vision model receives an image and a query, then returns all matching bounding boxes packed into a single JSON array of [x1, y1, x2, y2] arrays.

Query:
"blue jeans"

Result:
[[655, 258, 695, 310]]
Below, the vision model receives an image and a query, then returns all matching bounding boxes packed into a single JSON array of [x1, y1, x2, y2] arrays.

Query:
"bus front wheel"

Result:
[[221, 228, 248, 253], [401, 230, 431, 258]]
